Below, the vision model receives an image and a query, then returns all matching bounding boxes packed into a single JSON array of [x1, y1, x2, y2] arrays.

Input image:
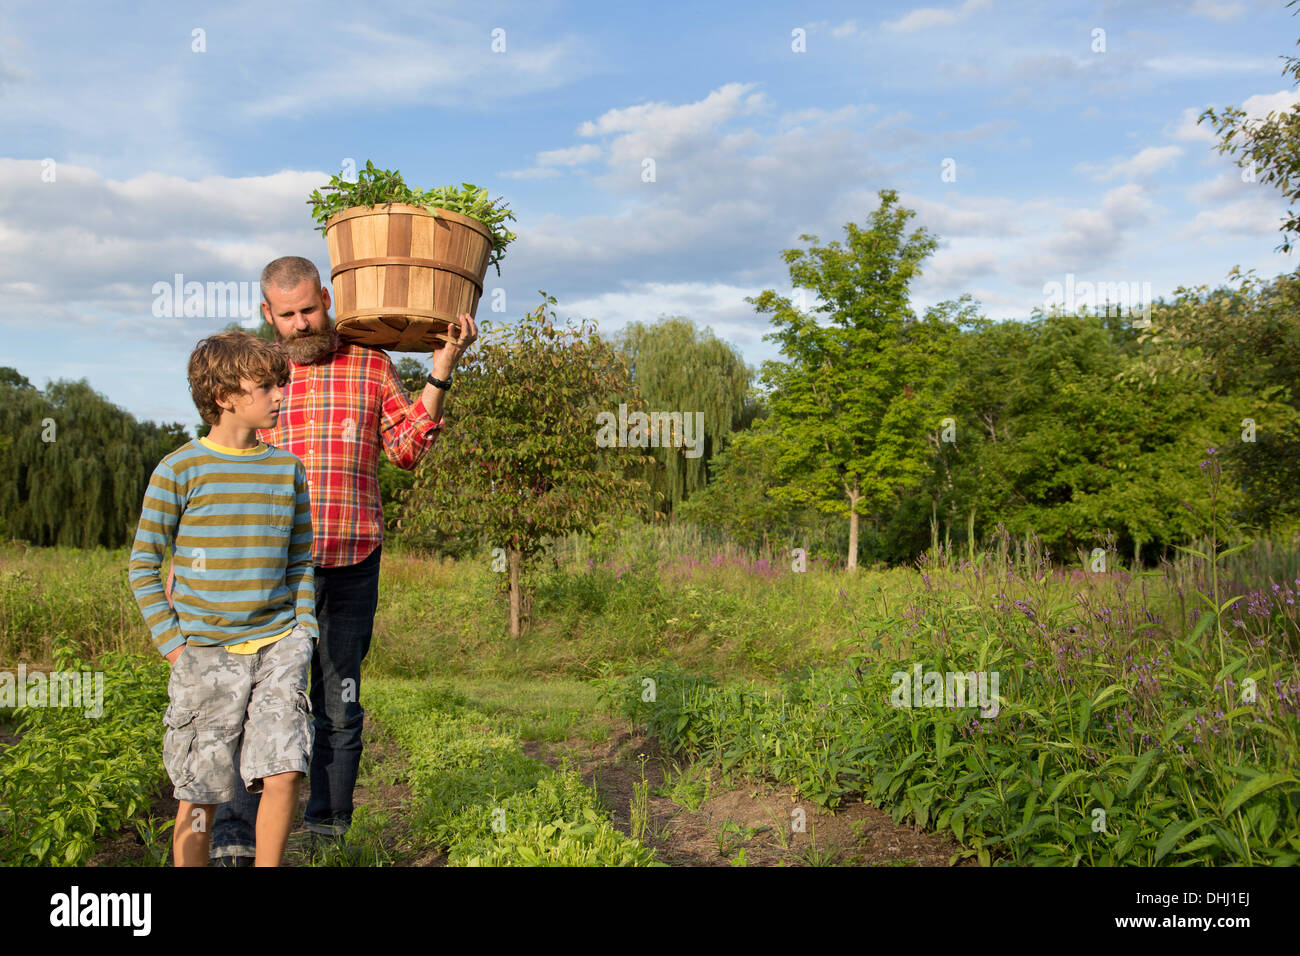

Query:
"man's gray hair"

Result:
[[261, 256, 322, 302]]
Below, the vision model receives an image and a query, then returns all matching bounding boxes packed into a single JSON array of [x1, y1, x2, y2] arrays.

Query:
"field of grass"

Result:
[[1, 518, 1297, 866]]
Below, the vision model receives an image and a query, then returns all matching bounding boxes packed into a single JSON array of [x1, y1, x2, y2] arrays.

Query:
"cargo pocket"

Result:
[[162, 705, 200, 789]]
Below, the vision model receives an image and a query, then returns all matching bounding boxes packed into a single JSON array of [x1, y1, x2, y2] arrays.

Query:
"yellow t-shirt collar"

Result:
[[199, 436, 267, 456]]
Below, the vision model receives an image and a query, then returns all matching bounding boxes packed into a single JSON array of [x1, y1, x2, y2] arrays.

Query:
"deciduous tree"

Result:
[[400, 293, 654, 636], [749, 189, 952, 570]]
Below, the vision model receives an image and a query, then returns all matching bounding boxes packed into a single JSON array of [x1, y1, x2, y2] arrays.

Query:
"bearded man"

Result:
[[204, 255, 475, 863]]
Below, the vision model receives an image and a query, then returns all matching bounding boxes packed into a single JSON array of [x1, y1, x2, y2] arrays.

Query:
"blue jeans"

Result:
[[211, 545, 381, 859]]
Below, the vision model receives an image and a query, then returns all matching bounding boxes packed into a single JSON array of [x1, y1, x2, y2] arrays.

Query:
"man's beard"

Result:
[[279, 319, 338, 364]]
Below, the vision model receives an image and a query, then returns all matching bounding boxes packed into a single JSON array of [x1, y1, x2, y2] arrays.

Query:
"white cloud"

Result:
[[1238, 89, 1300, 122], [537, 144, 604, 167], [922, 244, 1001, 287], [500, 167, 564, 180], [1008, 185, 1159, 278], [1167, 106, 1219, 143], [1185, 171, 1257, 204], [240, 21, 590, 119], [904, 194, 1034, 239], [779, 104, 872, 127], [1187, 194, 1290, 239], [944, 119, 1019, 145], [1143, 55, 1279, 75], [576, 82, 769, 174], [1010, 53, 1095, 82], [0, 159, 325, 333], [1076, 145, 1183, 182], [558, 280, 776, 355], [501, 144, 603, 180], [884, 0, 992, 33], [0, 4, 601, 176], [1190, 0, 1245, 21]]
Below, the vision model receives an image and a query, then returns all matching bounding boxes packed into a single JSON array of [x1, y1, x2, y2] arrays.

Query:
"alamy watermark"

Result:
[[595, 403, 704, 458], [0, 665, 104, 718], [152, 274, 259, 319], [890, 664, 1000, 718], [49, 885, 150, 935], [1042, 273, 1152, 327]]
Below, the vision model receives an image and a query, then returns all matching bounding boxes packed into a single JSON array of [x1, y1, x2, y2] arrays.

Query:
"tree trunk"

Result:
[[846, 478, 860, 572], [509, 548, 522, 638]]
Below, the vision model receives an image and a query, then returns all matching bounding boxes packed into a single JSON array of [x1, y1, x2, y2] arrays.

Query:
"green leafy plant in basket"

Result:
[[307, 160, 518, 276]]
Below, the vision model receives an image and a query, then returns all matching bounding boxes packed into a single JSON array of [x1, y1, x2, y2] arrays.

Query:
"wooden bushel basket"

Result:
[[325, 202, 493, 352]]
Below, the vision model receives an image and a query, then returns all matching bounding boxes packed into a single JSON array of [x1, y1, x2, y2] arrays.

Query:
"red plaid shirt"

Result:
[[258, 337, 442, 568]]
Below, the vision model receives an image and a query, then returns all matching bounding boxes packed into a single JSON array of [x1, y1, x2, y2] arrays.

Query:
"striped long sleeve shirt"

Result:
[[128, 438, 319, 657]]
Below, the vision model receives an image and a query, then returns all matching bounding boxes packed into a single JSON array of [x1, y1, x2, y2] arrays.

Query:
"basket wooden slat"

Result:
[[324, 202, 492, 352]]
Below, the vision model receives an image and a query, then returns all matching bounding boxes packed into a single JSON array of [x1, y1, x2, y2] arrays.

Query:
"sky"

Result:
[[2, 0, 1299, 430]]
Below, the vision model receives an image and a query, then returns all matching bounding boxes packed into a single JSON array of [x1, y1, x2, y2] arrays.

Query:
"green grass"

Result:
[[431, 677, 607, 744], [0, 546, 146, 662]]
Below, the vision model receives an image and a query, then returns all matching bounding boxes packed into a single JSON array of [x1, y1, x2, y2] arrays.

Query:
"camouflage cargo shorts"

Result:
[[162, 624, 314, 804]]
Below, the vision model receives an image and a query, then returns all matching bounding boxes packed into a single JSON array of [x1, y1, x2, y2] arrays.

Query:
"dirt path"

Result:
[[522, 714, 973, 867]]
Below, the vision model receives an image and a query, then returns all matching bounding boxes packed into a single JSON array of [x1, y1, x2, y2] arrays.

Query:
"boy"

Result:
[[128, 330, 318, 866]]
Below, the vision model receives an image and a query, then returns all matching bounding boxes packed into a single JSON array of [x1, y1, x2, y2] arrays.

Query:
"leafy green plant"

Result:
[[365, 679, 662, 866], [713, 819, 766, 857], [654, 758, 711, 812], [306, 160, 518, 275], [0, 647, 170, 866], [135, 815, 175, 867]]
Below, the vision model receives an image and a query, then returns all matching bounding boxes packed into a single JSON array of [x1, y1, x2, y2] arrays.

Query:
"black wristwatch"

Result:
[[426, 372, 453, 391]]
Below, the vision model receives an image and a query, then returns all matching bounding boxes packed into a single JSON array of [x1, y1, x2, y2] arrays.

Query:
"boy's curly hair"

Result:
[[188, 330, 290, 425]]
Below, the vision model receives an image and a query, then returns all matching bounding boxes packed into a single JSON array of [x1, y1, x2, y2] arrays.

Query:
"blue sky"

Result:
[[2, 0, 1298, 429]]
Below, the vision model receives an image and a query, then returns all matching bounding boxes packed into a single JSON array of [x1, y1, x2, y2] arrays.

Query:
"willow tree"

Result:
[[0, 375, 189, 548], [400, 293, 654, 637], [613, 317, 751, 516]]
